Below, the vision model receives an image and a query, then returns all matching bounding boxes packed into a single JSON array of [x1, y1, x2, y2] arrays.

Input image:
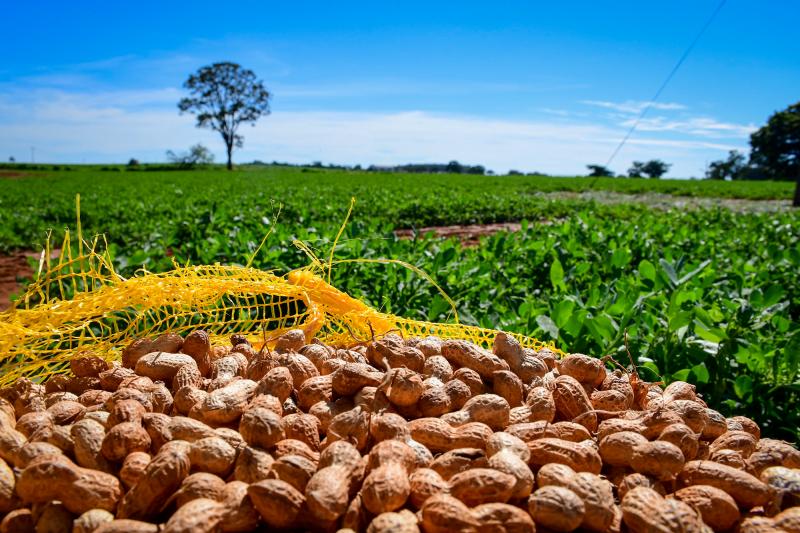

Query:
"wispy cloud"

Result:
[[582, 100, 687, 114], [579, 99, 755, 140], [621, 116, 757, 138]]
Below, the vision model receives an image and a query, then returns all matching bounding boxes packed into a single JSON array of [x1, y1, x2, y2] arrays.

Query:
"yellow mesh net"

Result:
[[0, 216, 562, 387]]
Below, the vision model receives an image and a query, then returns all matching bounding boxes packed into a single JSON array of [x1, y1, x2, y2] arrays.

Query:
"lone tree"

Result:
[[627, 161, 646, 178], [705, 150, 747, 181], [166, 143, 215, 169], [749, 101, 800, 206], [628, 160, 670, 178], [586, 164, 613, 177], [641, 160, 670, 179], [178, 62, 271, 170]]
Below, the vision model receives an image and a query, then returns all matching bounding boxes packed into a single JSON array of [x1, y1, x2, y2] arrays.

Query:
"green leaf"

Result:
[[668, 310, 692, 331], [550, 257, 565, 291], [672, 369, 691, 381], [691, 364, 710, 384], [562, 310, 586, 339], [611, 248, 631, 268], [693, 318, 727, 343], [638, 259, 656, 283], [762, 284, 785, 307], [734, 375, 753, 399], [552, 299, 575, 328], [676, 259, 711, 285], [536, 315, 559, 340], [659, 258, 678, 286], [427, 295, 450, 321]]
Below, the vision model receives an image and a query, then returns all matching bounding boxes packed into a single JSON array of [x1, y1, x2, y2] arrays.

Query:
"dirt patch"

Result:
[[0, 171, 38, 179], [395, 222, 523, 246], [0, 249, 60, 311], [0, 253, 34, 310], [545, 190, 792, 213]]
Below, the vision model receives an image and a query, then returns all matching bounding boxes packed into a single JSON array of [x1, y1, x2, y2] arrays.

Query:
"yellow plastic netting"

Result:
[[0, 221, 562, 387]]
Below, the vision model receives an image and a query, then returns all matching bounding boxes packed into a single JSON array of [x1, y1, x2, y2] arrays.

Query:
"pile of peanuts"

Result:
[[0, 329, 798, 532]]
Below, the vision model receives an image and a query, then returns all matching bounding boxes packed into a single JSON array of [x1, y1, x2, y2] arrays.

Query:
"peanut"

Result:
[[189, 436, 236, 477], [486, 432, 533, 499], [599, 430, 648, 467], [17, 456, 121, 514], [367, 510, 420, 533], [670, 484, 740, 531], [621, 486, 707, 533], [171, 472, 226, 508], [528, 485, 585, 532], [630, 440, 685, 481], [233, 445, 273, 483], [238, 406, 284, 449], [557, 354, 606, 388], [409, 468, 449, 509], [527, 438, 602, 474], [553, 375, 597, 432], [305, 440, 362, 521], [441, 393, 510, 430], [441, 339, 510, 379], [409, 418, 492, 452], [118, 440, 191, 519], [266, 453, 316, 492], [196, 379, 257, 425], [219, 481, 260, 533], [119, 451, 150, 489], [367, 335, 425, 372], [362, 440, 416, 514], [135, 352, 197, 384], [420, 494, 481, 533], [72, 509, 114, 533], [448, 468, 515, 506], [472, 503, 535, 533], [162, 497, 224, 533], [0, 457, 20, 513], [678, 460, 773, 509]]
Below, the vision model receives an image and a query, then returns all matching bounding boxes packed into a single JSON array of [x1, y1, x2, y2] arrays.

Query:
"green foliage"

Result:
[[629, 160, 671, 179], [586, 164, 613, 177], [750, 101, 800, 181], [705, 151, 747, 181], [166, 144, 215, 169], [1, 167, 798, 441]]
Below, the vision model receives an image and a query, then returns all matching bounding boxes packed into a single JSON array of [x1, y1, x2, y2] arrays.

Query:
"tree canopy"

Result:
[[628, 160, 670, 179], [705, 150, 746, 181], [166, 144, 215, 169], [586, 164, 613, 177], [747, 101, 800, 205], [178, 62, 271, 170], [749, 102, 800, 182]]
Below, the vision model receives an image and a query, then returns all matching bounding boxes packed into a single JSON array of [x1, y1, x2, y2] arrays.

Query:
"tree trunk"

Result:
[[226, 142, 233, 171]]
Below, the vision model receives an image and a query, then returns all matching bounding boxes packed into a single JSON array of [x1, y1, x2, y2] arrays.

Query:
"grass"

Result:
[[1, 165, 798, 441]]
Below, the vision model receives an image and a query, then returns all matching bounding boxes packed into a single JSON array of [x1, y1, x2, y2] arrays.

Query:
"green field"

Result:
[[2, 166, 799, 441]]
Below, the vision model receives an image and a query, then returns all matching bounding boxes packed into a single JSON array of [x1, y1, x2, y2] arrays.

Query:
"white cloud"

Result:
[[582, 100, 688, 114], [0, 88, 748, 178], [621, 116, 757, 138]]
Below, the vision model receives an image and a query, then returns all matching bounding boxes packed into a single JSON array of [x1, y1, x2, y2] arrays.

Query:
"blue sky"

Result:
[[2, 1, 798, 177]]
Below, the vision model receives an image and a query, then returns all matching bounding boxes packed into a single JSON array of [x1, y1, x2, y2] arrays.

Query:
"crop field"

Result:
[[1, 166, 798, 441]]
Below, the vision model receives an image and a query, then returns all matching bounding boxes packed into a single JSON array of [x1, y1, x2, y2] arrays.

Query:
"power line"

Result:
[[605, 0, 728, 169]]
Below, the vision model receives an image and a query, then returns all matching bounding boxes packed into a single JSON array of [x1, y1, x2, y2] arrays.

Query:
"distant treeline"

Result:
[[248, 159, 496, 175], [1, 160, 499, 175]]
